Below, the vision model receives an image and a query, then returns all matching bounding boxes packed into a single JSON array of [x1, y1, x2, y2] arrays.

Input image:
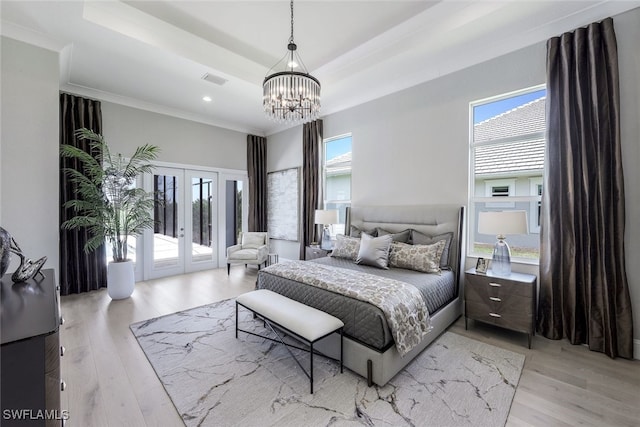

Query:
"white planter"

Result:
[[107, 260, 135, 300]]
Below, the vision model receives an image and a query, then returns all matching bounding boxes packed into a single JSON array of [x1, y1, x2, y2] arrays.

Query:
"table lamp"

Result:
[[314, 209, 339, 250], [478, 210, 528, 276]]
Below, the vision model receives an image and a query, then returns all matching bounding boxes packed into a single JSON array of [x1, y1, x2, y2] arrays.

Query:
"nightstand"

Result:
[[305, 246, 331, 260], [464, 268, 537, 348]]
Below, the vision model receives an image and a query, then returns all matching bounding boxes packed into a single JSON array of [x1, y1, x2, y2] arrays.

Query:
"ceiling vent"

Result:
[[202, 73, 228, 86]]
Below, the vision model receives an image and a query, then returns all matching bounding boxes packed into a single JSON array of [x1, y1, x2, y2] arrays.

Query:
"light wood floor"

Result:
[[60, 267, 639, 427]]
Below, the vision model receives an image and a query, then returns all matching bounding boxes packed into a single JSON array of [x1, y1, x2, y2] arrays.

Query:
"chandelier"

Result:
[[263, 0, 321, 123]]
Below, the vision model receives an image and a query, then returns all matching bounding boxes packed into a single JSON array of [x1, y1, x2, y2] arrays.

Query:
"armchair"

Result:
[[226, 232, 269, 274]]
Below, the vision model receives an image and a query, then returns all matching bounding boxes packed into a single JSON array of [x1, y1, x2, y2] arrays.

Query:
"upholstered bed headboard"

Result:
[[345, 204, 465, 291]]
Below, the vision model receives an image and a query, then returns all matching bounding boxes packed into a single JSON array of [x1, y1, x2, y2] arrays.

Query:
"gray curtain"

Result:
[[247, 134, 267, 232], [59, 93, 107, 295], [538, 18, 633, 358], [300, 120, 323, 259]]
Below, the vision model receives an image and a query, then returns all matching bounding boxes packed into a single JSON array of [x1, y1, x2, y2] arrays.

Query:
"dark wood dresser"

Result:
[[1, 269, 65, 425], [464, 268, 537, 348]]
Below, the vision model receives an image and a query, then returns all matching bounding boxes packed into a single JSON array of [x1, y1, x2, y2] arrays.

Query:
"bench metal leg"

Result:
[[340, 328, 344, 374], [235, 301, 238, 339], [367, 359, 373, 387], [310, 342, 314, 394]]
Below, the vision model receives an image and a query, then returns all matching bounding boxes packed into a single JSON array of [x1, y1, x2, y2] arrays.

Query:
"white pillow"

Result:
[[242, 233, 265, 249]]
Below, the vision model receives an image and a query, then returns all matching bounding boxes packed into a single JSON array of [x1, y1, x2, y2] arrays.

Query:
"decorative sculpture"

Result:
[[0, 227, 11, 277], [9, 237, 47, 282]]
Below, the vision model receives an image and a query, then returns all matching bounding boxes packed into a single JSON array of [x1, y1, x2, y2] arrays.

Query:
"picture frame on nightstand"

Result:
[[475, 257, 488, 274]]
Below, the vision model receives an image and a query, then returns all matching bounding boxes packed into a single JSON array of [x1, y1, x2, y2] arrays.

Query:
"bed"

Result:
[[256, 204, 465, 386]]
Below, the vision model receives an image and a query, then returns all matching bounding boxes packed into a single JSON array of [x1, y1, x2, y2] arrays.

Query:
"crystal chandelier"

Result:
[[263, 0, 321, 123]]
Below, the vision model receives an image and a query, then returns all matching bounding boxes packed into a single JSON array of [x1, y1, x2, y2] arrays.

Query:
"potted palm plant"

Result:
[[61, 128, 160, 299]]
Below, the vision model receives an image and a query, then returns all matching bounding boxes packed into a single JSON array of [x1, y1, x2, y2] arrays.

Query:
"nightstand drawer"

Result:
[[465, 297, 534, 333], [305, 246, 330, 260], [466, 273, 534, 298]]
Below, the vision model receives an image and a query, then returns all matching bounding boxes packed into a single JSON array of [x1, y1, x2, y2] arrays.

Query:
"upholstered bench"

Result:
[[235, 289, 344, 393]]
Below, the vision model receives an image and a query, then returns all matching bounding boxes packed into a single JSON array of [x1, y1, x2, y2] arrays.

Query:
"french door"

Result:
[[144, 167, 218, 279]]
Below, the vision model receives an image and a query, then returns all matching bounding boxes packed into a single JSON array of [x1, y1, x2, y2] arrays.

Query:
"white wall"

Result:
[[268, 8, 640, 354], [267, 126, 302, 260], [101, 102, 246, 170], [0, 37, 59, 279], [615, 7, 640, 358]]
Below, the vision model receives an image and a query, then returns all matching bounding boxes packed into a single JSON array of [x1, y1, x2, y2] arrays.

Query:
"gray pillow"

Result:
[[349, 225, 377, 238], [376, 228, 411, 243], [410, 230, 453, 269], [356, 233, 392, 269]]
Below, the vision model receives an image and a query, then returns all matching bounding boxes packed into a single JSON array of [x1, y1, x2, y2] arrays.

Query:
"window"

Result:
[[469, 86, 546, 262], [323, 134, 352, 236]]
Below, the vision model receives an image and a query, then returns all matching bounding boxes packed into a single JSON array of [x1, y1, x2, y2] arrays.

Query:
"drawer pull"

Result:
[[60, 380, 66, 391], [60, 346, 66, 357], [489, 313, 502, 318], [488, 282, 502, 287], [489, 297, 502, 302]]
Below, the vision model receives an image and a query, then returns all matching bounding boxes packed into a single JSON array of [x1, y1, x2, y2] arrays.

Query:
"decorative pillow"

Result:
[[349, 225, 377, 238], [241, 233, 265, 249], [356, 233, 393, 269], [330, 235, 361, 261], [376, 228, 411, 243], [389, 240, 446, 274], [410, 230, 454, 269]]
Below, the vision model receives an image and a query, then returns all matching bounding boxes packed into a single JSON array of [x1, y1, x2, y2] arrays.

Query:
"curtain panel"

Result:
[[59, 93, 107, 295], [300, 120, 323, 259], [538, 18, 633, 358], [247, 134, 268, 232]]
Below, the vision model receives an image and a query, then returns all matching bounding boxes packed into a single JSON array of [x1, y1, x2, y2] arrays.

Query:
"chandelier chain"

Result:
[[289, 0, 294, 44]]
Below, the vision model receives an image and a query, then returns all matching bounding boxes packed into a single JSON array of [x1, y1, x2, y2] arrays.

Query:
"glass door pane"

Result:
[[190, 177, 213, 262], [185, 170, 218, 272], [151, 168, 184, 276], [225, 179, 243, 248]]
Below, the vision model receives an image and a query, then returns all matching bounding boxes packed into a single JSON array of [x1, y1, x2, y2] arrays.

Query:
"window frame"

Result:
[[468, 85, 546, 264], [529, 177, 543, 234], [322, 133, 352, 237]]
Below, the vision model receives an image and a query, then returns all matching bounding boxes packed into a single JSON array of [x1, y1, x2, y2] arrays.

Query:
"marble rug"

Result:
[[130, 298, 525, 427]]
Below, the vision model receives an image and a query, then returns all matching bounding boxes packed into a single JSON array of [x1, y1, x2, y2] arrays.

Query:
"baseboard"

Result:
[[634, 339, 640, 360]]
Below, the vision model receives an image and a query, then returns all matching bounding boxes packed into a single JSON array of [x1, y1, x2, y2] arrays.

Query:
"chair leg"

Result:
[[227, 263, 230, 275]]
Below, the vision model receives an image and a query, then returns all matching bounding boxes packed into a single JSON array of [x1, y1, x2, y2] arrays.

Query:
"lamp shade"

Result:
[[478, 210, 528, 236], [314, 209, 338, 225]]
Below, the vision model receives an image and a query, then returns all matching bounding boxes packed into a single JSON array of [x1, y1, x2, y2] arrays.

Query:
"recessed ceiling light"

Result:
[[202, 96, 212, 102]]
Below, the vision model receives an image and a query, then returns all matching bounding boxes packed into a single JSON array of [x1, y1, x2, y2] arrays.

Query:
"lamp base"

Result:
[[491, 238, 511, 276], [320, 226, 332, 250]]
